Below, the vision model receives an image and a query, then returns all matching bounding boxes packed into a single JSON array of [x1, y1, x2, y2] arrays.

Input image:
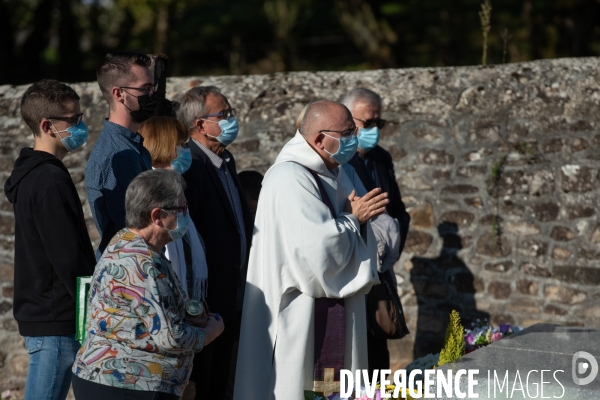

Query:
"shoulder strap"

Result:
[[304, 167, 336, 217]]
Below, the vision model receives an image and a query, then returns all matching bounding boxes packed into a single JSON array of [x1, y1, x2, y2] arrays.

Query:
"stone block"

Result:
[[439, 211, 474, 228], [417, 315, 446, 333], [488, 281, 511, 299], [227, 138, 260, 153], [505, 221, 541, 236], [507, 299, 540, 314], [553, 266, 600, 285], [441, 184, 478, 195], [464, 196, 483, 208], [501, 200, 526, 216], [567, 205, 595, 219], [590, 226, 600, 243], [532, 202, 560, 222], [407, 203, 435, 229], [0, 301, 11, 314], [517, 280, 538, 295], [468, 121, 501, 142], [2, 286, 13, 299], [0, 318, 18, 331], [575, 306, 600, 320], [518, 239, 548, 257], [580, 248, 600, 260], [418, 148, 454, 164], [479, 214, 502, 225], [456, 165, 487, 178], [484, 260, 513, 273], [431, 169, 451, 179], [544, 304, 568, 316], [404, 230, 433, 255], [412, 279, 449, 298], [449, 272, 480, 293], [397, 175, 433, 191], [561, 165, 595, 193], [572, 138, 589, 152], [487, 169, 555, 197], [0, 262, 12, 281], [0, 217, 14, 236], [387, 144, 407, 160], [489, 314, 515, 326], [476, 232, 511, 257], [7, 354, 29, 378], [462, 148, 493, 162], [550, 226, 576, 241], [406, 259, 435, 276], [545, 286, 587, 304], [542, 138, 567, 153], [520, 262, 551, 277], [570, 120, 594, 131], [552, 247, 572, 260]]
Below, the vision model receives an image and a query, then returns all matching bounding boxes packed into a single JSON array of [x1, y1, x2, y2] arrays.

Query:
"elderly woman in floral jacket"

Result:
[[72, 169, 224, 400]]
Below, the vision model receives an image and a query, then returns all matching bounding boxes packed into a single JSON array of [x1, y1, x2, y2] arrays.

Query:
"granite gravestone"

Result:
[[431, 324, 600, 399]]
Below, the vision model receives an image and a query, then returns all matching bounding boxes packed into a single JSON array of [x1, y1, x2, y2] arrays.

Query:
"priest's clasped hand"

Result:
[[344, 188, 389, 225]]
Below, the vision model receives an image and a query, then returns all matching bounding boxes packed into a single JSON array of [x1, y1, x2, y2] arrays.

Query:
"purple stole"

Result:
[[306, 168, 345, 397]]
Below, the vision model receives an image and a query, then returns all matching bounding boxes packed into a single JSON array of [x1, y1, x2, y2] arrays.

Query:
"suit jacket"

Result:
[[348, 145, 411, 253], [183, 140, 254, 325]]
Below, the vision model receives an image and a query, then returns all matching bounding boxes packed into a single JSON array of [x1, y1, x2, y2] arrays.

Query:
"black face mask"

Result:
[[129, 93, 158, 123]]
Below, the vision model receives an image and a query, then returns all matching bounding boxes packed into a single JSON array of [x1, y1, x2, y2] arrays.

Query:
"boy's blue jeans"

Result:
[[24, 335, 80, 400]]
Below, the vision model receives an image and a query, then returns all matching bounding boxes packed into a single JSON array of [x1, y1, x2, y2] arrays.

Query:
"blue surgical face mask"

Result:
[[163, 211, 190, 242], [357, 126, 379, 152], [206, 117, 239, 146], [171, 146, 192, 175], [52, 120, 89, 152], [322, 132, 358, 165]]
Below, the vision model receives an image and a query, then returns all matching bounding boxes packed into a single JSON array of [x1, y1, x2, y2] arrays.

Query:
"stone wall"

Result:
[[1, 57, 600, 393]]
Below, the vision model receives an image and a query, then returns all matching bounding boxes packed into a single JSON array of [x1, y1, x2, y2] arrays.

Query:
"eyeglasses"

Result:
[[319, 126, 358, 138], [46, 113, 84, 126], [353, 117, 386, 129], [120, 85, 156, 97], [161, 203, 188, 217], [202, 108, 236, 121]]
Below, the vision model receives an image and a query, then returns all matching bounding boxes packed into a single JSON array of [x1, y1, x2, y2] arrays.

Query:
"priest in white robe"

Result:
[[234, 100, 389, 400]]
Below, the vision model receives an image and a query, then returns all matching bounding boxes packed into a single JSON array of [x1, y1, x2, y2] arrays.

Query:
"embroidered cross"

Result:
[[313, 368, 339, 397]]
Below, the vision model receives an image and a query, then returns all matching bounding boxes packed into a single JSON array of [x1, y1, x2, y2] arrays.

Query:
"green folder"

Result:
[[75, 276, 92, 345]]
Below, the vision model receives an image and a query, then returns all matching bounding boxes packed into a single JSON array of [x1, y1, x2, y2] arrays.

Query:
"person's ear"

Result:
[[195, 119, 204, 134], [150, 208, 164, 227], [313, 132, 325, 150], [39, 118, 54, 137], [112, 87, 124, 104]]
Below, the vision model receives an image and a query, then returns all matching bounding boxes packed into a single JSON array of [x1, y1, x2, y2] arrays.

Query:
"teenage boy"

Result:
[[4, 79, 96, 400]]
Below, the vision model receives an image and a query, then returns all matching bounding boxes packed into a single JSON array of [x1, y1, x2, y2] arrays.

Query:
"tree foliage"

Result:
[[2, 0, 600, 84]]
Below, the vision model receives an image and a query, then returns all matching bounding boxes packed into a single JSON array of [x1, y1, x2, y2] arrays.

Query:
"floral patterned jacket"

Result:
[[72, 229, 205, 395]]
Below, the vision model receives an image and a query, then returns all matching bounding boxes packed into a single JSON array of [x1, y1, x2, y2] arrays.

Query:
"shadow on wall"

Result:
[[410, 222, 489, 359]]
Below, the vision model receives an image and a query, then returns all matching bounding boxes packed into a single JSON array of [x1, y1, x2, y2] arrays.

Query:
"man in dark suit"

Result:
[[177, 86, 253, 400], [342, 88, 411, 372]]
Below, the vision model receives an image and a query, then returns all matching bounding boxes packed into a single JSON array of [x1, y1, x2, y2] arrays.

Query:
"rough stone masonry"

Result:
[[0, 57, 599, 393]]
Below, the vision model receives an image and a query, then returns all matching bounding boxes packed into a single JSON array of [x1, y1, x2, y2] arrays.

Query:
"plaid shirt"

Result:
[[86, 119, 152, 259]]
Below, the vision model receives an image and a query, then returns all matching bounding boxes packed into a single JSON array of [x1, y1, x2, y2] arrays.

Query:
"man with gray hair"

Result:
[[342, 88, 411, 373], [177, 86, 253, 400]]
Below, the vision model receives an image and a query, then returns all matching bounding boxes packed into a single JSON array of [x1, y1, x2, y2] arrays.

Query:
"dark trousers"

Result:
[[190, 312, 241, 400], [367, 329, 390, 372], [72, 374, 179, 400]]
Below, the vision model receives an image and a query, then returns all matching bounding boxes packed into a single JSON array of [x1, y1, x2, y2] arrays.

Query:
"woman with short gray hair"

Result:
[[72, 169, 224, 400]]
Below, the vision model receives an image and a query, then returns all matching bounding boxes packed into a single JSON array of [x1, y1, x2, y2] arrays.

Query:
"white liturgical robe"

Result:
[[234, 131, 380, 400]]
